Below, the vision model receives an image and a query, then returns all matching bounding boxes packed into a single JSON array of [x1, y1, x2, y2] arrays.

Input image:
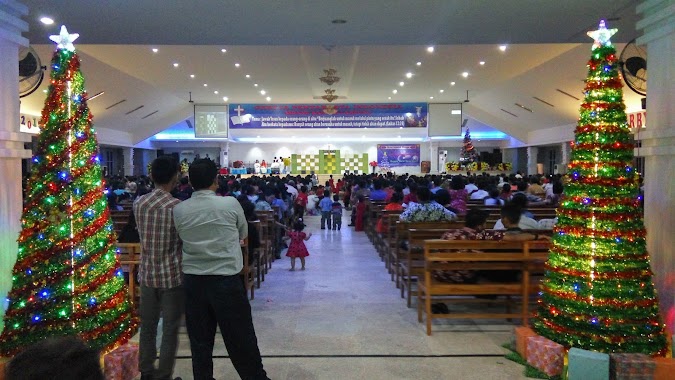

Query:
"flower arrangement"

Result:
[[232, 160, 244, 168], [445, 161, 461, 171], [495, 162, 513, 171]]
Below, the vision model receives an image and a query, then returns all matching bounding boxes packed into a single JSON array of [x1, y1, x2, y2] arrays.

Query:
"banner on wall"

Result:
[[20, 114, 40, 134], [229, 103, 427, 129], [377, 144, 420, 167]]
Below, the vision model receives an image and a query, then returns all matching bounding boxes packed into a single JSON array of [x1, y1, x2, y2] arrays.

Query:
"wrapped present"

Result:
[[526, 336, 565, 377], [514, 326, 537, 358], [653, 357, 675, 380], [104, 343, 139, 380], [568, 347, 609, 380], [610, 353, 654, 380]]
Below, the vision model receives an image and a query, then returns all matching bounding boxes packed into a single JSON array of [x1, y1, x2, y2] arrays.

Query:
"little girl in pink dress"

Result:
[[286, 219, 311, 271]]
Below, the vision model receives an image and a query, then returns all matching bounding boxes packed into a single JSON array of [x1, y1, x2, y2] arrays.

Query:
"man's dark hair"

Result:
[[511, 192, 529, 209], [501, 203, 522, 225], [553, 181, 564, 195], [433, 188, 450, 205], [465, 209, 490, 229], [417, 187, 431, 202], [151, 155, 179, 185], [6, 336, 104, 380], [188, 158, 218, 190], [516, 181, 528, 192]]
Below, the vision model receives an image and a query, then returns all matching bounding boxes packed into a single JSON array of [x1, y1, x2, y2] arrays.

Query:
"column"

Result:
[[526, 146, 538, 175], [0, 1, 31, 322], [559, 141, 571, 174], [636, 0, 675, 333], [122, 147, 134, 176]]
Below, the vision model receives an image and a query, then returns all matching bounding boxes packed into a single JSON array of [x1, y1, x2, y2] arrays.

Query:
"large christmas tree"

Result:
[[460, 128, 478, 163], [0, 26, 138, 356], [533, 20, 667, 356]]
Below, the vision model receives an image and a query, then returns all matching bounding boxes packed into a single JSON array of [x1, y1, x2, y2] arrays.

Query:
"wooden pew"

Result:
[[116, 242, 141, 307], [417, 240, 550, 335]]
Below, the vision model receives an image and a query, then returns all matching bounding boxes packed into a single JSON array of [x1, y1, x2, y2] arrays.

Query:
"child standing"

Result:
[[319, 190, 333, 229], [331, 194, 343, 230], [286, 219, 311, 271]]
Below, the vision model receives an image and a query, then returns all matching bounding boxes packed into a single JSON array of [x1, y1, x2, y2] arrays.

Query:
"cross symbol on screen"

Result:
[[234, 105, 244, 116]]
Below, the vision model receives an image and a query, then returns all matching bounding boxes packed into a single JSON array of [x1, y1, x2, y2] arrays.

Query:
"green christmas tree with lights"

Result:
[[533, 20, 667, 356], [0, 26, 138, 356], [460, 128, 478, 163]]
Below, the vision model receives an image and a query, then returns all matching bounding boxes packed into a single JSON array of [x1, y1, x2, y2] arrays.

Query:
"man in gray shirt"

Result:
[[173, 159, 269, 380]]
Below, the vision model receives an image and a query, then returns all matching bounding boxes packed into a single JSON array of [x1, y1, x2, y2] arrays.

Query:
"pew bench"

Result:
[[417, 240, 550, 335]]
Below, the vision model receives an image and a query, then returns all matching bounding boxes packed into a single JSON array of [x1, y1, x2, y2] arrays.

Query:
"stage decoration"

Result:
[[533, 20, 668, 356], [0, 25, 138, 356], [460, 128, 478, 163]]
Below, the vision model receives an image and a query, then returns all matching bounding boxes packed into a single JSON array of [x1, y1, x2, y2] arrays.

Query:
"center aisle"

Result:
[[173, 214, 529, 379]]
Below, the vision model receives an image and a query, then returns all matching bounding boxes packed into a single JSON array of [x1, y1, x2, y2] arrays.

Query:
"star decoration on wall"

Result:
[[49, 25, 79, 52], [587, 20, 617, 50]]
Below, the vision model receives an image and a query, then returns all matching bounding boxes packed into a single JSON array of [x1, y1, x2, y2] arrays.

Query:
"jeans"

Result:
[[183, 274, 269, 380], [332, 214, 342, 229], [320, 211, 332, 228], [139, 285, 185, 380]]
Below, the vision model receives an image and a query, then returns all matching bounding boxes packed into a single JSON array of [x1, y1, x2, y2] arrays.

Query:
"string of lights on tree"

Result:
[[0, 26, 138, 356], [533, 20, 668, 356]]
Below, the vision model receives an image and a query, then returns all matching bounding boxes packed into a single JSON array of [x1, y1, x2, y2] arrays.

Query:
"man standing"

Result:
[[134, 156, 184, 380], [173, 159, 269, 380]]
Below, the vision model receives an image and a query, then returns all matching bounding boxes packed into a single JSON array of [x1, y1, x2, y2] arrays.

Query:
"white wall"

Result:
[[527, 123, 575, 146]]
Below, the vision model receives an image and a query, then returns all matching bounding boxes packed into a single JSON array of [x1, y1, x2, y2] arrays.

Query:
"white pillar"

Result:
[[0, 1, 31, 325], [637, 0, 675, 334], [122, 147, 134, 176], [429, 141, 438, 173], [527, 146, 538, 175]]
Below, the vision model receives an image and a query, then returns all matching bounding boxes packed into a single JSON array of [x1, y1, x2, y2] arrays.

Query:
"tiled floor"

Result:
[[157, 214, 528, 379]]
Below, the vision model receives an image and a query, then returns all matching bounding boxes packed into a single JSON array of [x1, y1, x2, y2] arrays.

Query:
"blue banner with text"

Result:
[[228, 103, 427, 129]]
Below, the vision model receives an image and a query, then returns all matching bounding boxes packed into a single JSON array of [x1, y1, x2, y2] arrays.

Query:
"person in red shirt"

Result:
[[376, 192, 403, 234], [294, 185, 309, 219]]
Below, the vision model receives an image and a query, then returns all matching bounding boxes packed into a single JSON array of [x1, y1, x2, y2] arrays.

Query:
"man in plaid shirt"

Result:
[[133, 156, 183, 380]]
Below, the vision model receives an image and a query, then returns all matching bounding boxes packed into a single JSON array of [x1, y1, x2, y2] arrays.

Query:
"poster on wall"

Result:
[[377, 144, 420, 167], [194, 104, 228, 138], [228, 103, 427, 129]]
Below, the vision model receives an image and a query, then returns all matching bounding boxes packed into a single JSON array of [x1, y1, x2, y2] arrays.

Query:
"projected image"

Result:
[[194, 105, 228, 138]]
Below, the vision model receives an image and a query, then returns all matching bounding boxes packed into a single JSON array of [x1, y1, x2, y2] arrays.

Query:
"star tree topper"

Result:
[[49, 25, 79, 52], [587, 19, 617, 50]]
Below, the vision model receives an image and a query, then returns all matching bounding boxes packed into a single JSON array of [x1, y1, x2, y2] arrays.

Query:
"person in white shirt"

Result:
[[285, 180, 298, 200], [469, 180, 490, 200], [483, 187, 505, 206], [173, 159, 269, 380], [464, 177, 478, 195]]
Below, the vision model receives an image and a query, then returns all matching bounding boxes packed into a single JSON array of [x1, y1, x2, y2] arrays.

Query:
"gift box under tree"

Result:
[[514, 326, 537, 358], [568, 347, 609, 380], [526, 335, 565, 377], [104, 343, 139, 380], [609, 353, 655, 380]]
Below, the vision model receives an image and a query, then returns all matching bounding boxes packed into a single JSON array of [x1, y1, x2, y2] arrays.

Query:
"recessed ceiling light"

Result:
[[332, 19, 347, 24], [223, 96, 229, 102], [257, 135, 261, 138], [245, 74, 251, 78], [152, 48, 158, 53], [430, 96, 434, 99], [175, 141, 179, 143], [214, 90, 219, 94], [362, 135, 365, 138], [173, 63, 179, 68], [392, 89, 398, 94], [416, 61, 422, 66], [388, 97, 391, 100], [462, 72, 469, 78], [234, 63, 240, 68], [406, 72, 413, 79], [399, 127, 403, 129], [254, 83, 258, 87], [399, 81, 405, 86], [266, 96, 271, 101], [427, 46, 434, 53], [221, 48, 227, 53], [203, 83, 208, 87], [43, 89, 48, 93], [39, 17, 54, 25], [479, 61, 485, 65], [190, 74, 195, 78], [260, 90, 266, 95], [439, 89, 444, 93], [450, 81, 456, 86], [499, 45, 507, 52]]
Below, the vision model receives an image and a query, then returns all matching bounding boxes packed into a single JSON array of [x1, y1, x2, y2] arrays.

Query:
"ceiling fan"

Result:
[[19, 46, 46, 98], [619, 38, 647, 97]]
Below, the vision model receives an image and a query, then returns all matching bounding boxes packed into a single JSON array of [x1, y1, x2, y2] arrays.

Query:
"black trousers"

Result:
[[183, 274, 269, 380]]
